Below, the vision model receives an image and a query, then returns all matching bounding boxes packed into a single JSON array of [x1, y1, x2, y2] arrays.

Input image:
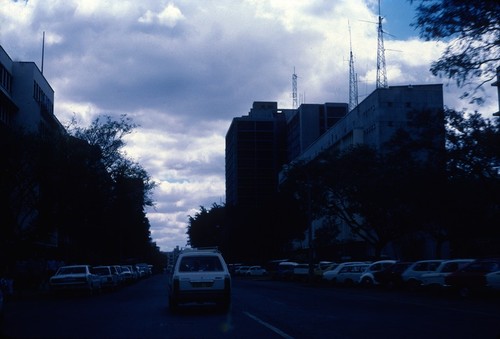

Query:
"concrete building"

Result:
[[295, 84, 444, 164], [286, 102, 348, 161], [0, 45, 63, 133], [225, 84, 445, 259], [287, 84, 445, 258]]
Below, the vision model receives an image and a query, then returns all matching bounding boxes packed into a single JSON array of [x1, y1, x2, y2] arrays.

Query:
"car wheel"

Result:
[[362, 277, 373, 287]]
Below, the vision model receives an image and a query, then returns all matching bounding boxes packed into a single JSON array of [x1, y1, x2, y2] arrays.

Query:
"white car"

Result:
[[323, 262, 367, 284], [246, 266, 267, 276], [420, 259, 475, 290], [168, 248, 231, 312], [485, 270, 500, 292], [401, 259, 444, 290], [92, 266, 119, 290], [49, 265, 102, 294], [359, 260, 396, 287], [336, 263, 370, 285]]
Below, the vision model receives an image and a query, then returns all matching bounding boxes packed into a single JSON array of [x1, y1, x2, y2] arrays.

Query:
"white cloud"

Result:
[[139, 3, 185, 27], [1, 0, 497, 251]]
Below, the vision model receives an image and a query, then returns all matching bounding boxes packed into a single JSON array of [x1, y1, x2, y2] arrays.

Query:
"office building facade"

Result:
[[0, 45, 62, 133]]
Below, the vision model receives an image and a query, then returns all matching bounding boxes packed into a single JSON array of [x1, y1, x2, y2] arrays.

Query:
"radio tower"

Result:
[[348, 22, 358, 112], [376, 0, 388, 88], [292, 67, 298, 109]]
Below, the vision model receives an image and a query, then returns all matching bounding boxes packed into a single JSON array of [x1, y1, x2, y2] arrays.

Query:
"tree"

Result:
[[187, 203, 226, 249], [68, 114, 156, 207], [410, 0, 499, 104]]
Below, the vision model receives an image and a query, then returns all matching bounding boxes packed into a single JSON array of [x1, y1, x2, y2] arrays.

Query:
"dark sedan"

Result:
[[373, 261, 413, 289]]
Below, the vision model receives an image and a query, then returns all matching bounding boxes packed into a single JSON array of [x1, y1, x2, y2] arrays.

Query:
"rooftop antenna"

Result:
[[348, 21, 359, 112], [376, 0, 388, 88], [41, 31, 45, 74], [292, 67, 298, 109]]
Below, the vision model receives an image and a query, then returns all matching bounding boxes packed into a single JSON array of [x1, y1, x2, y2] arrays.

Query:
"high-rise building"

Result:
[[225, 102, 289, 207]]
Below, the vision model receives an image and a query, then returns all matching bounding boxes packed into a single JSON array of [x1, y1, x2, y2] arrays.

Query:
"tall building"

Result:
[[295, 84, 444, 164], [226, 84, 444, 259], [225, 102, 290, 207], [0, 45, 63, 133], [286, 102, 348, 161]]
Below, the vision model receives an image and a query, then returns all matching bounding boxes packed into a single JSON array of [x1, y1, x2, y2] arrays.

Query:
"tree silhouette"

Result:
[[410, 0, 500, 103]]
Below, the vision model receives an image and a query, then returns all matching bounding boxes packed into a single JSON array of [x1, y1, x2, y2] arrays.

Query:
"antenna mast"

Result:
[[292, 67, 298, 109], [348, 22, 359, 112], [41, 31, 45, 74], [376, 0, 387, 88]]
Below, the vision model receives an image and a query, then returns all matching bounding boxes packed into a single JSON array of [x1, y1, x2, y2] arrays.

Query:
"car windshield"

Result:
[[57, 266, 86, 275], [179, 256, 224, 272]]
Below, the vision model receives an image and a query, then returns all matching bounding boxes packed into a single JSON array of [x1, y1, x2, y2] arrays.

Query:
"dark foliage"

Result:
[[409, 0, 500, 103]]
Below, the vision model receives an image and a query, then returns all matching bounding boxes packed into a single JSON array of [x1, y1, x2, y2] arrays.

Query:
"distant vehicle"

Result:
[[92, 266, 119, 290], [120, 266, 135, 283], [234, 266, 250, 276], [322, 262, 367, 284], [336, 263, 370, 286], [359, 260, 396, 287], [246, 266, 267, 276], [275, 262, 299, 280], [373, 261, 414, 289], [401, 260, 444, 290], [485, 270, 500, 292], [445, 258, 500, 297], [420, 259, 475, 291], [315, 263, 339, 281], [293, 264, 312, 281], [49, 265, 102, 295], [168, 248, 231, 312]]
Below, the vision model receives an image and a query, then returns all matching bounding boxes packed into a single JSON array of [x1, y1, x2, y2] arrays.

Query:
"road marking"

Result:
[[243, 311, 294, 339]]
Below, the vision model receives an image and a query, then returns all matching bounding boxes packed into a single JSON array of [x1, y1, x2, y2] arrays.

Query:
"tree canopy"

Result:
[[410, 0, 499, 103]]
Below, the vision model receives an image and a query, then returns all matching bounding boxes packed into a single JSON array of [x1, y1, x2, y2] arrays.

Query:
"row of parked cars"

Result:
[[48, 263, 153, 295], [271, 258, 500, 297], [327, 258, 500, 296]]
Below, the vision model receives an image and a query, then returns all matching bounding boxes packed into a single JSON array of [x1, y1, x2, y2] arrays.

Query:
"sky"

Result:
[[1, 0, 497, 252]]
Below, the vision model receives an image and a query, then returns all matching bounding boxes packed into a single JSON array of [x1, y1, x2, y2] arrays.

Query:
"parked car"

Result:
[[322, 262, 367, 284], [246, 266, 267, 276], [336, 263, 370, 286], [49, 265, 102, 294], [109, 265, 124, 285], [373, 261, 414, 289], [316, 263, 339, 281], [168, 248, 231, 312], [120, 266, 135, 283], [485, 270, 500, 292], [92, 266, 119, 290], [401, 259, 444, 290], [420, 259, 475, 291], [234, 266, 250, 276], [445, 258, 500, 297], [293, 264, 311, 281], [274, 262, 299, 280], [359, 260, 396, 287]]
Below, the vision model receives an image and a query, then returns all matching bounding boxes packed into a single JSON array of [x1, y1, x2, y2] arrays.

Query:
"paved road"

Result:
[[1, 274, 499, 338]]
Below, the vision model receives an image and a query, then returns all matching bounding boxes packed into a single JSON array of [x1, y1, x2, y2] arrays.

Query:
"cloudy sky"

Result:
[[1, 0, 497, 252]]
